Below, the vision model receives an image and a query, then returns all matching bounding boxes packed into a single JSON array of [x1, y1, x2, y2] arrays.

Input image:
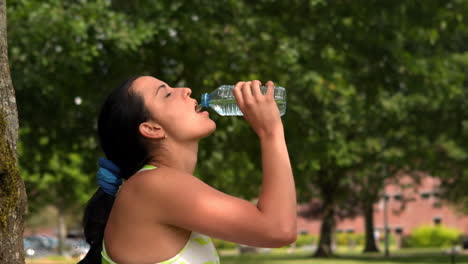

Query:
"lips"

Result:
[[194, 101, 202, 113]]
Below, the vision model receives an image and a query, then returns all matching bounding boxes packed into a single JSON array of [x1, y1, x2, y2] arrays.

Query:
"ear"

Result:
[[139, 121, 165, 140]]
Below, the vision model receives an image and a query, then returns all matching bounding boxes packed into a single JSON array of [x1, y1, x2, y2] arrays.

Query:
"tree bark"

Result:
[[0, 0, 27, 263], [314, 206, 335, 257], [363, 200, 379, 252]]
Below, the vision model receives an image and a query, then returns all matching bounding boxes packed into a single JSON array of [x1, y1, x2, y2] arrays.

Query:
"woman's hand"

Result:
[[233, 80, 284, 139]]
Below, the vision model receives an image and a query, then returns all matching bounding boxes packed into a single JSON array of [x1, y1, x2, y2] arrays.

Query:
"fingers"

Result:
[[241, 81, 254, 105], [233, 81, 245, 107], [265, 80, 275, 99], [251, 80, 262, 97], [234, 80, 275, 107]]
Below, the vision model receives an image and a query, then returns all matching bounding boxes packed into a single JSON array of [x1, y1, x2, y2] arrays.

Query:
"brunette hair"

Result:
[[79, 76, 156, 263]]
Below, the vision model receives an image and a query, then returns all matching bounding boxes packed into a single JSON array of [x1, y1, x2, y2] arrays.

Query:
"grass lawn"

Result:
[[219, 248, 468, 264], [26, 248, 468, 264]]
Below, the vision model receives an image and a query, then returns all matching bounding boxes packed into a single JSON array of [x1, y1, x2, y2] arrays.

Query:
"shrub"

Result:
[[295, 234, 317, 247], [405, 225, 461, 248], [336, 233, 365, 247], [401, 235, 412, 248], [376, 232, 397, 244], [212, 238, 238, 249]]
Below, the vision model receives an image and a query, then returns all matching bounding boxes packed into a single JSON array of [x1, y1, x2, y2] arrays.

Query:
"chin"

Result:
[[205, 120, 217, 135], [199, 120, 216, 139]]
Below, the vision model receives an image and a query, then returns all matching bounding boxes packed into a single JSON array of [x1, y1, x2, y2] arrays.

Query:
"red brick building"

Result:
[[297, 175, 468, 237]]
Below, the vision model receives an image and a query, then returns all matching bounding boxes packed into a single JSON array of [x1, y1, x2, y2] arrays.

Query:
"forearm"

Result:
[[256, 130, 297, 234]]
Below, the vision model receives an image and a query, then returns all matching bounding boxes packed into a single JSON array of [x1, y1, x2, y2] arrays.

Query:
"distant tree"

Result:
[[271, 0, 468, 256], [408, 51, 468, 212]]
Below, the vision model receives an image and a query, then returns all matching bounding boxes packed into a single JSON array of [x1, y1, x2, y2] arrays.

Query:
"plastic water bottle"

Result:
[[198, 85, 287, 116]]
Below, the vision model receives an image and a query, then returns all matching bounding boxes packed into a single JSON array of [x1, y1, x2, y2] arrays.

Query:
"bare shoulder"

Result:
[[131, 166, 201, 186], [128, 166, 211, 201], [122, 166, 294, 248]]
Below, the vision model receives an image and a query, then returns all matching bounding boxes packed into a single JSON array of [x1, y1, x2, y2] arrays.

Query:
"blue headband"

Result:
[[97, 157, 122, 196]]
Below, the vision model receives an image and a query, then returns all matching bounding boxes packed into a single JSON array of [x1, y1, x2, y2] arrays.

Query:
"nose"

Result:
[[183, 88, 192, 98]]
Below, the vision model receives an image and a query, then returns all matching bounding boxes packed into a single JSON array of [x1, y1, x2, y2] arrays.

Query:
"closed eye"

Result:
[[165, 92, 172, 98]]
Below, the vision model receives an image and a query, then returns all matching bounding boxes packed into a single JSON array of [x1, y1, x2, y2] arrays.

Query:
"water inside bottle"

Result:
[[210, 98, 286, 116], [198, 85, 286, 116]]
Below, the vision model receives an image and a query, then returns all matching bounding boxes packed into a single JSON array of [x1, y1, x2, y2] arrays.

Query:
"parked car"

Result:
[[23, 239, 36, 257], [65, 238, 90, 260], [23, 236, 53, 258], [24, 235, 89, 259]]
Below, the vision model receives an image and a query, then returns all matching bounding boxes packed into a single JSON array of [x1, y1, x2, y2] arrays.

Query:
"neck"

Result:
[[149, 139, 199, 174]]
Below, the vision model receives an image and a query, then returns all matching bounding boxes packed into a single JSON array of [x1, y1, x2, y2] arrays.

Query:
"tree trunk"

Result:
[[363, 200, 379, 252], [57, 207, 67, 256], [0, 0, 27, 263], [314, 207, 335, 257]]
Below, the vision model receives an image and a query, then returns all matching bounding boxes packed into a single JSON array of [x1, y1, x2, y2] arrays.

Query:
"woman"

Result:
[[79, 76, 297, 264]]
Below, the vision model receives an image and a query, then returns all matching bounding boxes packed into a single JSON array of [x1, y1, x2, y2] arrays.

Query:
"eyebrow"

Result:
[[155, 84, 167, 96]]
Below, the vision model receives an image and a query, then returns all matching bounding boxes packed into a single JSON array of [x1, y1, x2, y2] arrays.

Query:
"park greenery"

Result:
[[4, 0, 468, 259], [216, 226, 461, 250], [405, 225, 461, 248], [24, 248, 468, 264]]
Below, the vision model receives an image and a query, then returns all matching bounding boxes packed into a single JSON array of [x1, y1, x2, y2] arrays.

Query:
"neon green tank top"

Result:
[[101, 165, 221, 264]]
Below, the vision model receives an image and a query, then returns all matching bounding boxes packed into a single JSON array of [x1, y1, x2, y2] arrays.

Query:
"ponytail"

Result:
[[78, 188, 114, 264], [80, 76, 154, 263]]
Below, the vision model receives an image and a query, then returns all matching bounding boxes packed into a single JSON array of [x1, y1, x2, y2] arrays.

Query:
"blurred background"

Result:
[[6, 0, 468, 263]]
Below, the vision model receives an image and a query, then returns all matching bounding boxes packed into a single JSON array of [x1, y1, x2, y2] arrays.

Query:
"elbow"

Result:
[[281, 229, 297, 246], [270, 226, 297, 247]]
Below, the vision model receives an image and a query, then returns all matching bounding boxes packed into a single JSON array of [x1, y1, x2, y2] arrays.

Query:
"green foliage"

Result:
[[6, 1, 468, 258], [336, 233, 364, 247], [295, 234, 317, 247], [405, 225, 461, 248], [212, 238, 238, 250], [8, 0, 156, 214]]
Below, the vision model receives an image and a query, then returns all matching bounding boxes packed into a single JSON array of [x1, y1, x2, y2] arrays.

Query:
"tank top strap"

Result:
[[101, 240, 118, 264], [138, 164, 158, 173]]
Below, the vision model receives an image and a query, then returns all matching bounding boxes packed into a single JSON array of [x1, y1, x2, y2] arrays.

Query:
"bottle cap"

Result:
[[200, 93, 211, 107]]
